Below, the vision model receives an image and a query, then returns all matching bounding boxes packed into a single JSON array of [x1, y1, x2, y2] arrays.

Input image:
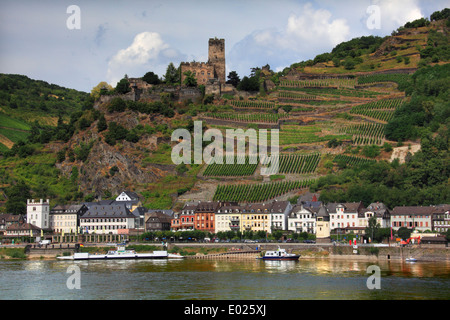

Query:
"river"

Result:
[[1, 258, 449, 300]]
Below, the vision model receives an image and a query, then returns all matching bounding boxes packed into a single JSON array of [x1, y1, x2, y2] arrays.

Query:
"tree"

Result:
[[397, 227, 412, 240], [183, 71, 197, 87], [226, 71, 240, 87], [142, 71, 160, 85], [5, 181, 32, 215], [237, 76, 259, 92], [108, 97, 126, 113], [365, 216, 380, 242], [91, 81, 113, 100], [97, 114, 107, 132], [164, 63, 179, 85], [343, 57, 356, 70], [115, 77, 131, 94]]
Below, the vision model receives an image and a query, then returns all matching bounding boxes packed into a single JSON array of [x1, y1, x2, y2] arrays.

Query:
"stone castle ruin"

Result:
[[180, 38, 234, 96], [109, 38, 234, 104], [181, 38, 226, 86]]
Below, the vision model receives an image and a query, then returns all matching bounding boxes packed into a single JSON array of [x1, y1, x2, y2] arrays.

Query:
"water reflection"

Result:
[[1, 258, 449, 300], [261, 260, 299, 273]]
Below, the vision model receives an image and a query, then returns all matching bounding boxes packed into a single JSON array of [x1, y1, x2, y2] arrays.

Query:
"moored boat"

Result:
[[258, 247, 300, 261], [405, 257, 417, 262], [57, 244, 184, 260]]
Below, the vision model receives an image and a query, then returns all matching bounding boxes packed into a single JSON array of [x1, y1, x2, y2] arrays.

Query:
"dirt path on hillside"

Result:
[[0, 134, 13, 149]]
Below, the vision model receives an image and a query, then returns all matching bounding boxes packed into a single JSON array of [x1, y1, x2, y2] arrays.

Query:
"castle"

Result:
[[180, 38, 235, 96], [117, 38, 233, 104]]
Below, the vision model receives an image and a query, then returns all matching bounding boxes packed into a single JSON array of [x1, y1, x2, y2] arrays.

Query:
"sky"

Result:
[[0, 0, 448, 93]]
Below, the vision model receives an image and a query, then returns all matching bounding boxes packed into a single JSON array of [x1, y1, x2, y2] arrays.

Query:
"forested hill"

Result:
[[0, 73, 89, 124], [0, 74, 90, 152]]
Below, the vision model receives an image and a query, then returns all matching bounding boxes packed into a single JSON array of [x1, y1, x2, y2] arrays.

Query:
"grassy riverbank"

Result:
[[0, 247, 27, 259]]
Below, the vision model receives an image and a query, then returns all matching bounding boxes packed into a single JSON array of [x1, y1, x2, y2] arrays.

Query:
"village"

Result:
[[0, 190, 448, 248]]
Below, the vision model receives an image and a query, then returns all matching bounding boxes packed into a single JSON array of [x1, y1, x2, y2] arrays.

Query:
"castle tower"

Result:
[[27, 199, 50, 230], [208, 38, 226, 84]]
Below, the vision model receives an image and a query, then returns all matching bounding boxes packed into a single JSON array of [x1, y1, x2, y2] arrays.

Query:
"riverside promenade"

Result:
[[2, 241, 448, 261]]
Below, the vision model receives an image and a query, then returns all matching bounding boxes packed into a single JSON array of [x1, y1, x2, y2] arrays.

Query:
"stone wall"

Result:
[[180, 62, 215, 86]]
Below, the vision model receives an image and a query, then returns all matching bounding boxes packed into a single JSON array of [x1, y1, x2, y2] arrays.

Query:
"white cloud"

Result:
[[377, 0, 424, 33], [106, 31, 186, 86], [286, 3, 350, 48], [227, 3, 351, 77]]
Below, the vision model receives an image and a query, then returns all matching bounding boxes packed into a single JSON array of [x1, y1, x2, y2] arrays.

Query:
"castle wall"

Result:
[[180, 62, 215, 86]]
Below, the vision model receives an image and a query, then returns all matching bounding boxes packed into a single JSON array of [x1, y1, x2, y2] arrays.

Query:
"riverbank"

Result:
[[1, 243, 448, 262]]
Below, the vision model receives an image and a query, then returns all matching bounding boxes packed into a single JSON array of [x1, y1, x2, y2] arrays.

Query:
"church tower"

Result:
[[208, 38, 226, 84]]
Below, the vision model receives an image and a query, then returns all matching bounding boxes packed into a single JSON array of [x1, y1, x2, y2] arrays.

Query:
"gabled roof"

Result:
[[7, 223, 41, 231], [216, 205, 244, 213], [243, 202, 274, 212], [327, 202, 365, 213], [51, 204, 87, 214], [0, 214, 24, 223], [116, 191, 140, 201], [270, 200, 290, 213], [391, 206, 436, 216], [195, 201, 220, 212], [80, 204, 135, 219], [144, 211, 173, 224]]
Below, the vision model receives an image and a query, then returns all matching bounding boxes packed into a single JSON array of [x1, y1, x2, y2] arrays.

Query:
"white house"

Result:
[[80, 203, 136, 234], [288, 205, 316, 234], [269, 200, 292, 231], [215, 205, 243, 233], [116, 191, 140, 202], [50, 204, 88, 234], [328, 202, 365, 232], [360, 202, 391, 229], [27, 199, 50, 230], [390, 206, 434, 232]]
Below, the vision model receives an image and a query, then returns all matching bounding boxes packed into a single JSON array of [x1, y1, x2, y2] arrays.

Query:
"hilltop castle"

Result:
[[180, 38, 226, 86], [119, 38, 233, 103]]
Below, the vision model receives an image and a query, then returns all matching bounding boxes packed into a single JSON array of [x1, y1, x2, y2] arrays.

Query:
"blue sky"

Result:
[[0, 0, 448, 92]]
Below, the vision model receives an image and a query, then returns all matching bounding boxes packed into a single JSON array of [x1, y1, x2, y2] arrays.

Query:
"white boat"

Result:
[[57, 244, 184, 260], [405, 257, 417, 262], [258, 247, 300, 261]]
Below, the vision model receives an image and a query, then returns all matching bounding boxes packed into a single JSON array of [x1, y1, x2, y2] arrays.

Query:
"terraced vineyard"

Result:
[[333, 154, 377, 167], [278, 91, 317, 101], [260, 153, 321, 175], [357, 73, 411, 88], [213, 179, 315, 202], [230, 100, 276, 110], [338, 123, 386, 145], [203, 155, 258, 177], [280, 78, 357, 88], [204, 112, 288, 124], [350, 98, 405, 122], [279, 125, 351, 145]]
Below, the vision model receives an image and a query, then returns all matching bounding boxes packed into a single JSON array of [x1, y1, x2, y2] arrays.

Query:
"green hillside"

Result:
[[0, 73, 89, 151], [0, 8, 448, 213]]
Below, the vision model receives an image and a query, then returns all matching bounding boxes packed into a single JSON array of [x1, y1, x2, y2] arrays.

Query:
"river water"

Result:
[[1, 258, 449, 300]]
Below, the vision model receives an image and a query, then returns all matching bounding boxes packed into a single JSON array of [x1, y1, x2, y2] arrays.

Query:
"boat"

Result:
[[405, 257, 417, 262], [258, 247, 300, 261], [57, 244, 184, 261]]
